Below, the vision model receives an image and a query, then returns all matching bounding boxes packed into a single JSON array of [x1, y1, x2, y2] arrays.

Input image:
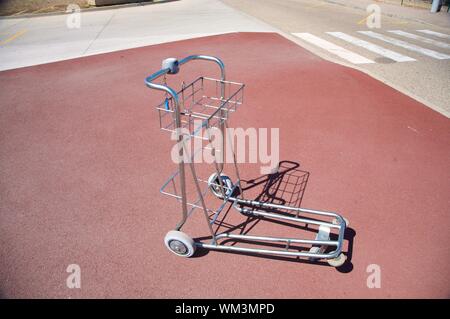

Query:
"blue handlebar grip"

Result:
[[164, 98, 170, 110]]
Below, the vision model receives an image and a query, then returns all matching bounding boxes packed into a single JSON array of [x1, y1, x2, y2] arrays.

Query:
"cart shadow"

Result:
[[195, 160, 355, 272]]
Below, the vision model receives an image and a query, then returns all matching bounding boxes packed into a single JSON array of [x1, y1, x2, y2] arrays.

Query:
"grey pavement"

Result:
[[223, 0, 450, 117], [0, 0, 274, 71]]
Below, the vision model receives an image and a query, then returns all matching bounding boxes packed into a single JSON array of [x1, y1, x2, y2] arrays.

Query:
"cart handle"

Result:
[[144, 55, 226, 109]]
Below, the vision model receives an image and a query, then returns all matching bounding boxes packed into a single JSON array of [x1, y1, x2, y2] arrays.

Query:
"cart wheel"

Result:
[[327, 253, 347, 267], [164, 230, 196, 257], [208, 173, 234, 199], [332, 217, 349, 227]]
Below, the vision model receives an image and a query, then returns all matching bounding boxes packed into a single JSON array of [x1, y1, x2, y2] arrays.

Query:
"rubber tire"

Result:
[[164, 230, 196, 257], [327, 253, 347, 267], [207, 173, 233, 199]]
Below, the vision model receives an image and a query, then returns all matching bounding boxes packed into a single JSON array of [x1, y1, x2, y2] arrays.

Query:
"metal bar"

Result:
[[203, 77, 242, 85], [196, 242, 339, 259], [205, 120, 227, 199], [209, 183, 240, 226], [186, 154, 217, 242], [209, 197, 230, 226], [225, 121, 244, 199], [179, 56, 226, 81], [145, 72, 188, 230], [239, 208, 340, 229], [231, 197, 340, 218], [215, 233, 339, 246]]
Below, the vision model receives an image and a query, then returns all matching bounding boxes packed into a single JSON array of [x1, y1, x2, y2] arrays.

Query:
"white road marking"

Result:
[[388, 30, 450, 50], [358, 31, 450, 60], [292, 32, 374, 64], [416, 29, 450, 39], [327, 31, 415, 62]]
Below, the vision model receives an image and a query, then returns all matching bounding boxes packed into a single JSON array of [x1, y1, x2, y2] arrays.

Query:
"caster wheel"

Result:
[[332, 217, 349, 227], [308, 246, 327, 261], [164, 230, 196, 257], [208, 173, 233, 199], [327, 253, 347, 267]]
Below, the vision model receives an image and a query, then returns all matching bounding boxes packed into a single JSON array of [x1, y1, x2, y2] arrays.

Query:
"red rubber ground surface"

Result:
[[0, 32, 449, 298]]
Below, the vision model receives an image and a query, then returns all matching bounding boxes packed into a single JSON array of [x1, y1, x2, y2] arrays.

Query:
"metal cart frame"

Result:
[[145, 55, 348, 267]]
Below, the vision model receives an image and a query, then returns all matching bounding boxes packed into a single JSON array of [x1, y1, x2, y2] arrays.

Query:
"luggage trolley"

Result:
[[145, 55, 348, 267]]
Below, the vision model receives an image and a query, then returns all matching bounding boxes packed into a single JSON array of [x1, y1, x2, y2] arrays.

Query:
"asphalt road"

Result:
[[223, 0, 450, 117]]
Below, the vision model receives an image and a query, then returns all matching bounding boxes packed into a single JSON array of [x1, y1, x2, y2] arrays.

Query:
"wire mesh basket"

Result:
[[156, 77, 244, 139]]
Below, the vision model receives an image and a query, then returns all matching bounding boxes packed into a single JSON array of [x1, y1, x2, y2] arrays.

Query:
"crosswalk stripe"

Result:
[[327, 32, 415, 62], [416, 29, 450, 39], [388, 30, 450, 50], [357, 31, 450, 60], [292, 33, 374, 64]]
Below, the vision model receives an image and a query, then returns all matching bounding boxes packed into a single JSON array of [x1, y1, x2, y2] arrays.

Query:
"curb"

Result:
[[0, 0, 178, 20]]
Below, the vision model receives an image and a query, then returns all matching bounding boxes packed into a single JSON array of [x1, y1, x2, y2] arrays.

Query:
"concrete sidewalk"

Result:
[[0, 0, 274, 71]]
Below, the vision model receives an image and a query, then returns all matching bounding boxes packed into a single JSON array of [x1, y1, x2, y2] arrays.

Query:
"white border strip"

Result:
[[358, 31, 450, 60], [327, 32, 415, 62], [388, 30, 450, 50], [292, 32, 374, 64], [416, 30, 450, 40]]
